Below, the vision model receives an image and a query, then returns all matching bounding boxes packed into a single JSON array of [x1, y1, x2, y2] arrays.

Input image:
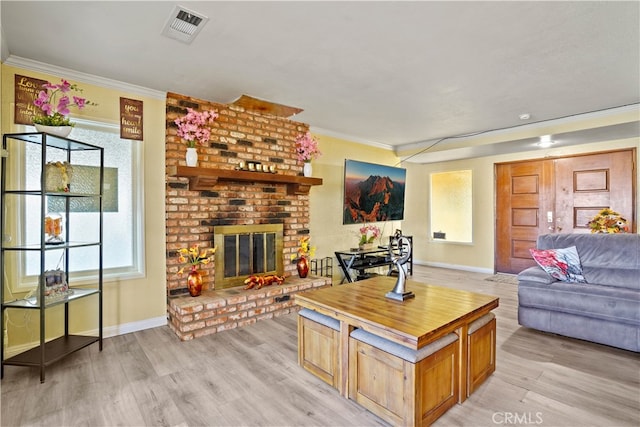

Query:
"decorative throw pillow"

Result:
[[529, 246, 587, 283]]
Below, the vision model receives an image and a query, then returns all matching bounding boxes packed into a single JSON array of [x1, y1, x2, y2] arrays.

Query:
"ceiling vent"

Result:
[[161, 5, 209, 44]]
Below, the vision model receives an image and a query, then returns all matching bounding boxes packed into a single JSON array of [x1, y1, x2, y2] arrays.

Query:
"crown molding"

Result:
[[310, 126, 394, 151], [4, 55, 166, 100]]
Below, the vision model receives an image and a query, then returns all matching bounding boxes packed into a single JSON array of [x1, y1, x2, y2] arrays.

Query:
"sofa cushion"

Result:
[[536, 233, 640, 290], [529, 246, 586, 283], [517, 266, 555, 285], [518, 279, 640, 326]]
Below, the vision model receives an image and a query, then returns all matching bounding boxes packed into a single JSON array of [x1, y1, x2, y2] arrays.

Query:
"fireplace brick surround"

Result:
[[165, 92, 324, 338]]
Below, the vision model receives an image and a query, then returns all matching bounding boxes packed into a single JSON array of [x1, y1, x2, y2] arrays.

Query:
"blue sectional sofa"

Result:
[[517, 233, 640, 352]]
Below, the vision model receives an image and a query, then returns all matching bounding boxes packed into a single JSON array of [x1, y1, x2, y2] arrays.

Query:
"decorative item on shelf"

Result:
[[358, 224, 381, 250], [243, 274, 285, 290], [45, 161, 73, 192], [174, 107, 218, 167], [291, 235, 316, 278], [176, 244, 216, 297], [34, 125, 72, 138], [32, 78, 97, 137], [303, 162, 313, 178], [295, 131, 321, 177], [587, 208, 629, 233], [296, 257, 310, 279], [44, 213, 64, 245], [38, 269, 73, 304], [187, 266, 203, 297], [185, 147, 198, 167]]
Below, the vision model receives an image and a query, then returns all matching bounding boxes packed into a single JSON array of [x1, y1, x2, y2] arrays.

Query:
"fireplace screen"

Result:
[[214, 224, 284, 289]]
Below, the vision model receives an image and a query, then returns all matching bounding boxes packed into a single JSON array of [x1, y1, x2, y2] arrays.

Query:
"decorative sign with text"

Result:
[[14, 75, 47, 125], [119, 97, 143, 140]]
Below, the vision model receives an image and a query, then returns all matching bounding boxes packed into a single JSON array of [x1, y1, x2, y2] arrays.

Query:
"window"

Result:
[[430, 170, 473, 243], [17, 121, 144, 288]]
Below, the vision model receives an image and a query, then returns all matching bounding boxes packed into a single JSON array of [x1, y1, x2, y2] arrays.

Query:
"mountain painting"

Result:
[[343, 160, 406, 224]]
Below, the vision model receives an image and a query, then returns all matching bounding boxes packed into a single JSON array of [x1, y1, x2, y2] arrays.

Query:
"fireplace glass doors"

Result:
[[214, 224, 284, 289]]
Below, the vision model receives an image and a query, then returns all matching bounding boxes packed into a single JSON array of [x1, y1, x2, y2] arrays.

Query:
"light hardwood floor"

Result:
[[1, 266, 638, 426]]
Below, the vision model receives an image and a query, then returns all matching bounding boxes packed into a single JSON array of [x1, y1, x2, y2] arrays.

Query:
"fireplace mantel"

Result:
[[167, 165, 323, 194]]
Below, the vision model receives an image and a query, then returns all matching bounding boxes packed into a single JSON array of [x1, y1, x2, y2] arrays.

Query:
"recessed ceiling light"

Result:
[[519, 113, 531, 120], [537, 135, 555, 148]]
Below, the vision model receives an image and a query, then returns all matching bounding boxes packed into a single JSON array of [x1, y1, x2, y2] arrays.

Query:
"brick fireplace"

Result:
[[165, 92, 329, 340]]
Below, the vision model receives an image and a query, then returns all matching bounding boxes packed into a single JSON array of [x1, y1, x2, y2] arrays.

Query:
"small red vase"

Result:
[[296, 257, 309, 278], [187, 266, 203, 297]]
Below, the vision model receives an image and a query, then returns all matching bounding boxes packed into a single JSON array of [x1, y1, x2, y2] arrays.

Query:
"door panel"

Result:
[[495, 149, 636, 274], [554, 151, 634, 234], [495, 160, 554, 274]]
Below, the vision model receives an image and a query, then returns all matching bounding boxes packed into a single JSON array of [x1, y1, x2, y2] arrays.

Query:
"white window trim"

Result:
[[7, 119, 145, 293]]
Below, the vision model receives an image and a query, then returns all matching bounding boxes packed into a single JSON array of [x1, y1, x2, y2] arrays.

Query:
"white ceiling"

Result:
[[2, 1, 639, 163]]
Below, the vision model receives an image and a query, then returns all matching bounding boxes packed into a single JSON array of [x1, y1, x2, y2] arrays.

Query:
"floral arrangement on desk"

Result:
[[290, 235, 316, 261], [33, 79, 96, 127], [176, 244, 216, 275], [294, 131, 322, 163], [359, 224, 381, 247], [174, 107, 219, 148]]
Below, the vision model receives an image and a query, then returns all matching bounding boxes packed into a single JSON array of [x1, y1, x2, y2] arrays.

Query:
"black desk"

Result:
[[335, 236, 413, 283], [335, 247, 393, 283]]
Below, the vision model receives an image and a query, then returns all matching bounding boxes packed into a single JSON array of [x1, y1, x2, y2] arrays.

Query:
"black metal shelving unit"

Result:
[[1, 132, 103, 383]]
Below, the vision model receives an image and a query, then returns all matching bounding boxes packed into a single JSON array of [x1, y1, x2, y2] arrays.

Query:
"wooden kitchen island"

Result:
[[295, 276, 499, 426]]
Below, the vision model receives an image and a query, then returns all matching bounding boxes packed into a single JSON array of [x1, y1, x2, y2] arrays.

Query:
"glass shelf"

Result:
[[2, 288, 100, 309], [4, 132, 102, 151]]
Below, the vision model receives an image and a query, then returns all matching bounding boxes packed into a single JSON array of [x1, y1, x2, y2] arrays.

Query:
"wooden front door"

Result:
[[495, 149, 636, 274], [495, 159, 555, 274]]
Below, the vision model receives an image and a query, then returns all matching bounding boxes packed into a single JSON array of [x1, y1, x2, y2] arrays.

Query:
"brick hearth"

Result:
[[168, 276, 331, 340]]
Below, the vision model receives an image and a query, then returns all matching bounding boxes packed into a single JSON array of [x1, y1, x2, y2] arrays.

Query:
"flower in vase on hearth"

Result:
[[290, 235, 316, 261], [176, 244, 216, 275]]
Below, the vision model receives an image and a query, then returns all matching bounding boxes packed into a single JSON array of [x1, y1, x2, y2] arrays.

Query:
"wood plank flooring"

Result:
[[1, 266, 638, 426]]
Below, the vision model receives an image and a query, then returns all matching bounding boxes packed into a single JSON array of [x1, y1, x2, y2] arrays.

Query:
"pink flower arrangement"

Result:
[[359, 224, 381, 245], [294, 131, 322, 163], [174, 107, 218, 148], [33, 79, 95, 127]]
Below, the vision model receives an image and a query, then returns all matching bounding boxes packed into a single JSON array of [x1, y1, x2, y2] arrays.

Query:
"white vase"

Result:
[[186, 147, 198, 167], [303, 162, 312, 177], [34, 124, 72, 138]]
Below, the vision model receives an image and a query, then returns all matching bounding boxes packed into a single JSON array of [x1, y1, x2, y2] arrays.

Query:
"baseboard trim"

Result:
[[413, 260, 493, 275], [103, 315, 168, 338]]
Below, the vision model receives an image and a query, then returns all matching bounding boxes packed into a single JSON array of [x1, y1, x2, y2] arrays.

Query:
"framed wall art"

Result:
[[343, 160, 406, 224]]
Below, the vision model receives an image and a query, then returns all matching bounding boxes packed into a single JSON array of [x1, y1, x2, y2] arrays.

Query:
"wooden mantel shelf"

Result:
[[167, 166, 323, 194]]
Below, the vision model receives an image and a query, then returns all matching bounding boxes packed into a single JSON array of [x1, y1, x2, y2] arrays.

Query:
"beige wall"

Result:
[[1, 64, 167, 352], [403, 136, 640, 274], [1, 62, 638, 353], [308, 134, 403, 281]]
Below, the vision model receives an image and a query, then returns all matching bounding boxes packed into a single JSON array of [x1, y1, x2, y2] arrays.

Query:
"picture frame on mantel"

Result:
[[343, 160, 406, 224]]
